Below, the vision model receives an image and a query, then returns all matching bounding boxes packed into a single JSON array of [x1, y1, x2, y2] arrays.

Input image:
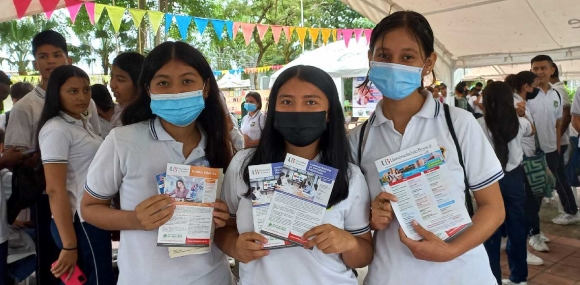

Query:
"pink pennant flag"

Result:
[[354, 29, 363, 43], [65, 0, 83, 24], [84, 1, 95, 24], [256, 24, 269, 41], [342, 29, 354, 47], [240, 23, 255, 46], [271, 25, 283, 44], [364, 29, 372, 45], [12, 0, 32, 19], [40, 0, 60, 19], [335, 29, 343, 41], [282, 26, 291, 41], [232, 22, 241, 39]]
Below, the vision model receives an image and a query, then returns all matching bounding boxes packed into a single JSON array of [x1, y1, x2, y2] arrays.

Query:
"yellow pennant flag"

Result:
[[94, 3, 106, 24], [295, 27, 307, 48], [148, 11, 164, 35], [332, 29, 337, 42], [129, 8, 147, 28], [106, 6, 126, 33], [308, 28, 320, 44], [321, 28, 331, 44]]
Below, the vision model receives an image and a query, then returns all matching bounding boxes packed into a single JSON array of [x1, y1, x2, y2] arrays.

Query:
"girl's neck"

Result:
[[249, 110, 258, 116], [64, 111, 82, 120], [160, 119, 200, 145], [518, 90, 527, 101], [381, 91, 425, 134], [286, 141, 320, 160]]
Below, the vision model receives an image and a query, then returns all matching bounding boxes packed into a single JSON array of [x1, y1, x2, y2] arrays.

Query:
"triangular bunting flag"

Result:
[[240, 23, 255, 46], [225, 21, 234, 39], [354, 29, 363, 43], [64, 0, 83, 24], [211, 19, 226, 40], [85, 1, 96, 24], [289, 27, 296, 39], [271, 25, 283, 44], [175, 15, 193, 40], [336, 29, 343, 41], [232, 22, 242, 39], [13, 0, 32, 19], [282, 26, 291, 41], [129, 8, 146, 28], [321, 28, 331, 44], [165, 13, 173, 34], [295, 27, 307, 47], [309, 28, 320, 44], [192, 17, 209, 35], [106, 6, 126, 33], [342, 29, 354, 47], [364, 29, 372, 45], [148, 11, 164, 35], [256, 24, 269, 41], [39, 0, 59, 19], [332, 29, 337, 42], [94, 3, 105, 24]]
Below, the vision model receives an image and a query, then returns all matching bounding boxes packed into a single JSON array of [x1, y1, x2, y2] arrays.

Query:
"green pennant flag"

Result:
[[148, 11, 164, 35], [106, 6, 126, 33], [129, 8, 147, 28]]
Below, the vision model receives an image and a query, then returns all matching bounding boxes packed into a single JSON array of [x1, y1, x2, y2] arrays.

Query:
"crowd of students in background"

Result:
[[0, 9, 578, 285]]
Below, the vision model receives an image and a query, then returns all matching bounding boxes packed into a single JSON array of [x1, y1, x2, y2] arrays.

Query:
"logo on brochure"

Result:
[[250, 167, 271, 176], [168, 165, 190, 175]]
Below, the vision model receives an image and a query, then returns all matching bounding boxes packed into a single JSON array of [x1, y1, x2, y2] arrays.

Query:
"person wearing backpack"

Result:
[[348, 11, 505, 285]]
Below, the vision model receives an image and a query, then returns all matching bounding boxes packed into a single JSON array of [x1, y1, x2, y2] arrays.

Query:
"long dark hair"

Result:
[[359, 11, 436, 90], [121, 41, 232, 170], [37, 65, 90, 149], [241, 65, 351, 208], [511, 71, 537, 94], [482, 82, 519, 170]]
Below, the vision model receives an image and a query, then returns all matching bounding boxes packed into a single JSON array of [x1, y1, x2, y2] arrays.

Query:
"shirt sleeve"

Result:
[[571, 87, 580, 116], [221, 151, 249, 218], [88, 100, 102, 136], [344, 165, 371, 236], [84, 131, 123, 200], [229, 129, 245, 151], [5, 105, 32, 149], [39, 125, 71, 164], [259, 113, 266, 130], [452, 109, 504, 191], [518, 116, 533, 137]]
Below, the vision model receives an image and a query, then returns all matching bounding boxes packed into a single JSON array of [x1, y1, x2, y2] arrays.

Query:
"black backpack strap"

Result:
[[443, 104, 474, 217], [4, 111, 9, 129], [553, 89, 562, 105], [357, 120, 369, 165]]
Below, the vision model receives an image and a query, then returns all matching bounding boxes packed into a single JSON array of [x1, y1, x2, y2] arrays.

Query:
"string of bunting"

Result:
[[11, 0, 372, 48]]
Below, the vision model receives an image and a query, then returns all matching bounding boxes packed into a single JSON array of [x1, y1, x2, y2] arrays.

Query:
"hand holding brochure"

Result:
[[260, 154, 338, 245], [374, 139, 472, 241], [249, 162, 299, 249], [156, 164, 223, 254]]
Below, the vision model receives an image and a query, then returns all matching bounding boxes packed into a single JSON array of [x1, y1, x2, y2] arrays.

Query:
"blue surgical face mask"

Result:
[[244, 102, 257, 112], [150, 89, 205, 127], [368, 61, 424, 100]]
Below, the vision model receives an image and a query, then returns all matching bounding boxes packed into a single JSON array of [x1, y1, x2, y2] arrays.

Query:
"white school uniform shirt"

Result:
[[84, 117, 232, 285], [223, 149, 371, 285], [514, 94, 537, 157], [468, 95, 483, 114], [552, 82, 571, 146], [571, 87, 580, 147], [39, 113, 102, 221], [241, 111, 266, 141], [478, 116, 533, 172], [5, 86, 101, 149], [349, 93, 502, 285], [527, 87, 563, 153], [98, 104, 122, 138]]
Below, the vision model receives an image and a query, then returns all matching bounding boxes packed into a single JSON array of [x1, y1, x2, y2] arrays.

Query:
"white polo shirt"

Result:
[[552, 82, 571, 146], [514, 94, 537, 157], [527, 87, 563, 153], [5, 86, 101, 149], [39, 113, 102, 222], [241, 112, 266, 141], [571, 87, 580, 147], [478, 116, 532, 172], [98, 104, 122, 138], [349, 94, 502, 285], [223, 149, 371, 285], [468, 95, 483, 114], [84, 117, 232, 285]]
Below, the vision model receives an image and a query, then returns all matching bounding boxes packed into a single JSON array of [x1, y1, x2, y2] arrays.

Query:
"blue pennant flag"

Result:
[[175, 15, 193, 40], [211, 19, 226, 40], [193, 17, 210, 35], [225, 20, 234, 39], [165, 14, 174, 34]]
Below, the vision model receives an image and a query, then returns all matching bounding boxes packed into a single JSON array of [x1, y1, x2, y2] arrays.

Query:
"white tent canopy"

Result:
[[0, 0, 92, 23], [341, 0, 580, 83], [217, 73, 251, 89]]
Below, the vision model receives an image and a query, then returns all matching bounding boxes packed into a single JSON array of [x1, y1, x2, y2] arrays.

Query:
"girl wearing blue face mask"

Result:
[[348, 11, 506, 285], [80, 42, 235, 285], [240, 91, 266, 148]]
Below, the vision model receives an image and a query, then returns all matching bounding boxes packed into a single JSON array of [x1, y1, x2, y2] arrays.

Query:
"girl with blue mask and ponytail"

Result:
[[80, 42, 235, 285], [348, 11, 506, 285], [241, 91, 265, 148]]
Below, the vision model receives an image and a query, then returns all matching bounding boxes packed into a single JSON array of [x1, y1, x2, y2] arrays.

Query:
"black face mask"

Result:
[[274, 111, 327, 147], [526, 87, 540, 101]]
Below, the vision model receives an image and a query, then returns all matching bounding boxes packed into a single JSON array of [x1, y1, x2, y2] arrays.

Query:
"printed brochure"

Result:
[[374, 139, 472, 241], [260, 154, 338, 245]]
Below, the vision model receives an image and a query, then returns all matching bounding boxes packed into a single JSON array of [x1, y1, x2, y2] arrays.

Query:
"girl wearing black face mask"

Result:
[[216, 65, 373, 285]]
